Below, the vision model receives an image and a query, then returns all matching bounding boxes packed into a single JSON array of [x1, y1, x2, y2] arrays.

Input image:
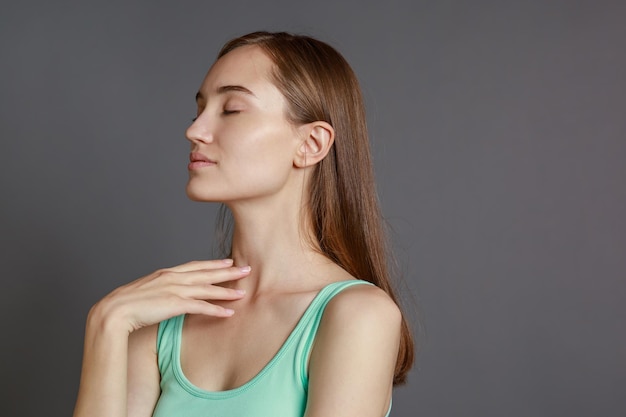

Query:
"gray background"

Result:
[[1, 1, 624, 416]]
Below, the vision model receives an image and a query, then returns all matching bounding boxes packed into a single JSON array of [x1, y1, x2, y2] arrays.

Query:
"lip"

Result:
[[188, 152, 216, 170], [190, 152, 215, 163]]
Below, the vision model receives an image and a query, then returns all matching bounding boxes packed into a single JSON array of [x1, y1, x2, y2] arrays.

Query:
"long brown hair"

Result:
[[217, 31, 414, 385]]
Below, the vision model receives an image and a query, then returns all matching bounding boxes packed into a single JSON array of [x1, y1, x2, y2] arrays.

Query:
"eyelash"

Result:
[[191, 110, 239, 122]]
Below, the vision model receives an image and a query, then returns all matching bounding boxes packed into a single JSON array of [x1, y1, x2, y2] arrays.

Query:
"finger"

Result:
[[184, 300, 235, 317], [163, 266, 251, 286], [174, 284, 246, 301], [164, 259, 234, 273]]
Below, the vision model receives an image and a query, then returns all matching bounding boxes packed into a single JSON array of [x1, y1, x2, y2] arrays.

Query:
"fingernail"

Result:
[[238, 266, 251, 273], [224, 308, 235, 316], [222, 258, 234, 265], [236, 289, 246, 295]]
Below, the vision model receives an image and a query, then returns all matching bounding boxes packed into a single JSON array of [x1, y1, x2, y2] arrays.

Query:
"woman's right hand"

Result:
[[74, 259, 247, 417], [88, 258, 249, 335]]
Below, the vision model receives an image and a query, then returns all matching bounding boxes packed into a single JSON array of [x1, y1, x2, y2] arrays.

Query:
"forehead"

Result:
[[199, 45, 276, 96]]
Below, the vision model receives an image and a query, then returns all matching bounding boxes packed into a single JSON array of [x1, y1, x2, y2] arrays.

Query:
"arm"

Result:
[[72, 260, 249, 417], [304, 285, 401, 417]]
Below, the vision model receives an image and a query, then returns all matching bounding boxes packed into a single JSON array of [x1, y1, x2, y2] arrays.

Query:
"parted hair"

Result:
[[217, 31, 414, 385]]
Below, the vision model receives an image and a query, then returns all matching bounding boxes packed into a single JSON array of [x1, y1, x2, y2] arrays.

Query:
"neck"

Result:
[[224, 196, 333, 296]]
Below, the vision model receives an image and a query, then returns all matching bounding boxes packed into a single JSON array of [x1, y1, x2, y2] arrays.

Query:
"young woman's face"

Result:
[[185, 45, 300, 204]]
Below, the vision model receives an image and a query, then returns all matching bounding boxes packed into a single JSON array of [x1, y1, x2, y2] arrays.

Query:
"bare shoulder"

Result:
[[128, 323, 159, 353], [305, 282, 400, 416], [312, 281, 402, 357], [128, 323, 159, 381], [323, 282, 402, 329], [128, 324, 160, 416]]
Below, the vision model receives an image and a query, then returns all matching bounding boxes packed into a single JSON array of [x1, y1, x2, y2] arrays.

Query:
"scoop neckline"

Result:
[[171, 279, 364, 399]]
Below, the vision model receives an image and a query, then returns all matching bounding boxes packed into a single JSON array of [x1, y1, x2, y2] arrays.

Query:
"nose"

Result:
[[185, 114, 214, 145]]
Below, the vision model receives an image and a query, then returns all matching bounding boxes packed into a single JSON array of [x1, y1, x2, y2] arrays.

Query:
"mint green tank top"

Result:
[[152, 280, 392, 417]]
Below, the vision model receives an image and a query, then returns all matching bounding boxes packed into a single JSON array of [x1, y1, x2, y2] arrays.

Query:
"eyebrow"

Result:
[[195, 85, 258, 102]]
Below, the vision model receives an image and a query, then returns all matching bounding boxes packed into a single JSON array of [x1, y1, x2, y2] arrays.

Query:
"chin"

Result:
[[185, 183, 214, 202]]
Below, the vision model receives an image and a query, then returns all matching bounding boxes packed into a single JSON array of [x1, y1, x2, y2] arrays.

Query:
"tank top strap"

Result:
[[156, 314, 183, 376], [294, 279, 374, 388], [152, 280, 391, 417]]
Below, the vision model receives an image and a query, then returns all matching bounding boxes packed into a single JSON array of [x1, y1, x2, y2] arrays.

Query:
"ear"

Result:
[[293, 121, 335, 168]]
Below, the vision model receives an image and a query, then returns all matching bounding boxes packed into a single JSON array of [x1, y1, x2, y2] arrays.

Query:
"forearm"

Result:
[[73, 307, 130, 417]]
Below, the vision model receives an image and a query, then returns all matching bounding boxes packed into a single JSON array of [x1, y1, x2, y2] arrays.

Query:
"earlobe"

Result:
[[294, 122, 335, 168]]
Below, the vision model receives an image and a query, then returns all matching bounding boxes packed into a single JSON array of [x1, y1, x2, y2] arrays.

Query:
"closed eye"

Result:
[[191, 110, 238, 121]]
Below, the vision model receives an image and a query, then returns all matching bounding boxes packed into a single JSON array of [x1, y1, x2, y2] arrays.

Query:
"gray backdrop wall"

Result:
[[1, 1, 624, 416]]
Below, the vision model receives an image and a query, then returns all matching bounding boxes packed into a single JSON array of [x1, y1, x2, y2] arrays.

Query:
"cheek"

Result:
[[225, 115, 294, 160], [228, 125, 296, 187]]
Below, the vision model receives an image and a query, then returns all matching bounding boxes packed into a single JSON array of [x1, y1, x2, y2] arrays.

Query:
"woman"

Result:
[[73, 31, 414, 417]]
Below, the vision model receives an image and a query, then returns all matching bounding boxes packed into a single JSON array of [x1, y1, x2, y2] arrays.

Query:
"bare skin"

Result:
[[73, 45, 401, 417], [73, 260, 250, 417]]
